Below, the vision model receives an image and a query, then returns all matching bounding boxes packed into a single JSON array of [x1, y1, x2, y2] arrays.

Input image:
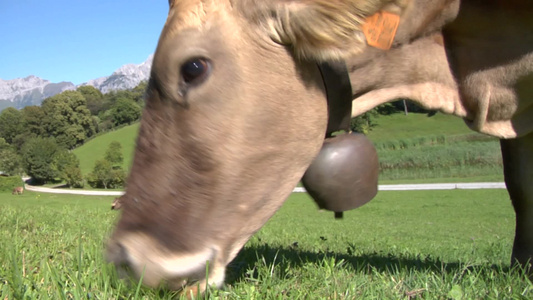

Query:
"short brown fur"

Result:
[[107, 0, 533, 293], [12, 186, 23, 195]]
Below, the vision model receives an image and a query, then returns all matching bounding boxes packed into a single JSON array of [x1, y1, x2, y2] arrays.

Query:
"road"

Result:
[[25, 182, 506, 196]]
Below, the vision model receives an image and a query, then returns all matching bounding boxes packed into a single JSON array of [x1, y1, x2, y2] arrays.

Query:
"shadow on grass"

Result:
[[226, 243, 513, 284]]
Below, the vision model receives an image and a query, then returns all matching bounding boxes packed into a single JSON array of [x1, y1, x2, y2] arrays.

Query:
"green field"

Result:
[[367, 113, 503, 183], [1, 190, 531, 299], [73, 123, 140, 176], [72, 112, 503, 184], [366, 113, 473, 142]]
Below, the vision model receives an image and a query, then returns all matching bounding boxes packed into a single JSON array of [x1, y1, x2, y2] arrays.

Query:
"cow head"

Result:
[[106, 0, 386, 294]]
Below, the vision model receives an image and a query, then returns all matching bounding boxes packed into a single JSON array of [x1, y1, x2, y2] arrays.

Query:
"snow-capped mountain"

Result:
[[80, 54, 153, 94], [0, 76, 75, 110], [0, 54, 153, 111]]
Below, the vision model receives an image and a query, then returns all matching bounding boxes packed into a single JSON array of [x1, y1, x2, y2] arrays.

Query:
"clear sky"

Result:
[[0, 0, 169, 85]]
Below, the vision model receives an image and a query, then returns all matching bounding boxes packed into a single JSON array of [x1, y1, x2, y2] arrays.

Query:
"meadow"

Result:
[[72, 112, 504, 185], [366, 113, 503, 183], [9, 111, 512, 298], [73, 123, 139, 177], [1, 189, 531, 299]]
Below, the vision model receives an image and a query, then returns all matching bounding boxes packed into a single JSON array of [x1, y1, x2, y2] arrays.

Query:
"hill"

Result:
[[73, 112, 503, 182], [366, 112, 474, 142], [73, 123, 139, 176], [367, 112, 502, 183]]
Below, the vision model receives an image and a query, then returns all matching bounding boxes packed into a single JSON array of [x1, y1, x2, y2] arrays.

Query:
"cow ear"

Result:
[[252, 0, 389, 61]]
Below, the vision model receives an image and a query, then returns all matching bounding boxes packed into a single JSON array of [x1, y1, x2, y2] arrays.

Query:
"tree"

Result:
[[0, 150, 23, 176], [41, 91, 95, 149], [55, 150, 84, 188], [62, 166, 84, 188], [109, 168, 126, 189], [131, 80, 148, 105], [21, 137, 62, 184], [350, 109, 378, 134], [0, 138, 23, 176], [0, 138, 10, 152], [87, 160, 113, 189], [77, 85, 105, 115], [105, 141, 124, 166], [21, 105, 46, 137], [7, 105, 48, 151], [0, 107, 25, 144], [350, 103, 400, 134], [87, 159, 125, 189], [110, 97, 141, 126]]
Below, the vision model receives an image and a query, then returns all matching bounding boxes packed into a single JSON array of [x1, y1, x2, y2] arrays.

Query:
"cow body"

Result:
[[12, 187, 23, 195], [106, 0, 533, 294]]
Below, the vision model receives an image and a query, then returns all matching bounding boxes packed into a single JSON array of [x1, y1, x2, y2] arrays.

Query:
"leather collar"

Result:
[[317, 61, 353, 138]]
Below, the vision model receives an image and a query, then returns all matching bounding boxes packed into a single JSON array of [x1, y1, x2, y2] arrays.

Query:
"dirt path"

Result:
[[24, 181, 505, 196]]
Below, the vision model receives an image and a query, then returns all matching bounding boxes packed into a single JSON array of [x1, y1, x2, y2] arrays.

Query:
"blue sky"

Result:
[[0, 0, 168, 85]]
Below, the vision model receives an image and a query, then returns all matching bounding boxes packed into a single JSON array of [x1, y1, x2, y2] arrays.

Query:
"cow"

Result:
[[106, 0, 533, 295], [111, 197, 123, 210], [12, 186, 24, 195]]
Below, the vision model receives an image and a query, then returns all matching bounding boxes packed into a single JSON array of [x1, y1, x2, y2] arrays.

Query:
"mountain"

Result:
[[0, 76, 75, 110], [0, 54, 153, 111], [80, 54, 153, 94]]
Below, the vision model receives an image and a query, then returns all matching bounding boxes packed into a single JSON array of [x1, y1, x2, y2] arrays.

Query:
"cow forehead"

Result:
[[164, 0, 232, 37]]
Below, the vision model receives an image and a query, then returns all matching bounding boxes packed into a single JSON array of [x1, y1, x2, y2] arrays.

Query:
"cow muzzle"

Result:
[[106, 233, 224, 293]]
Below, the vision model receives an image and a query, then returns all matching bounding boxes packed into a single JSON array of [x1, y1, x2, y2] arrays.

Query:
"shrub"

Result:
[[55, 151, 84, 188], [87, 159, 125, 189], [105, 141, 123, 166], [0, 176, 23, 192], [62, 166, 84, 188]]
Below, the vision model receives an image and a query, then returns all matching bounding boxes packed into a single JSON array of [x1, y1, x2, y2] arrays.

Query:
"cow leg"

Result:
[[500, 131, 533, 272]]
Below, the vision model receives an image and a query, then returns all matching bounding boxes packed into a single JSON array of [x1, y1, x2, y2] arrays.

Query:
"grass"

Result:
[[73, 123, 139, 176], [376, 138, 502, 182], [366, 113, 503, 183], [1, 190, 531, 299], [71, 113, 504, 185], [366, 113, 474, 143]]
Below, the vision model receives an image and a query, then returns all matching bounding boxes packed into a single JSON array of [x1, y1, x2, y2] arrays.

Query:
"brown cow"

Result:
[[106, 0, 533, 295], [111, 197, 122, 210], [12, 186, 24, 195]]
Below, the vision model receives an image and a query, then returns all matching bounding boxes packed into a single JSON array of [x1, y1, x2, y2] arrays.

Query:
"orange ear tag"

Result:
[[362, 11, 400, 50]]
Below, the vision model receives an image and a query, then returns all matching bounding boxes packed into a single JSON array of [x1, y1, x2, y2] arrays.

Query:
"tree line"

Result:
[[0, 81, 146, 187], [0, 77, 422, 187]]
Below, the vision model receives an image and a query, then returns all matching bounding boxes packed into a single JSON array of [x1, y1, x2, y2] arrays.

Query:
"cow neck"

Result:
[[317, 61, 353, 138]]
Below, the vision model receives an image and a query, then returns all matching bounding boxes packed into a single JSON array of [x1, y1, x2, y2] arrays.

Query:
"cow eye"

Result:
[[181, 58, 211, 85]]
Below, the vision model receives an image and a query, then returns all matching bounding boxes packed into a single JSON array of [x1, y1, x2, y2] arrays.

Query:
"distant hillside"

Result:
[[73, 123, 140, 176], [72, 112, 490, 178]]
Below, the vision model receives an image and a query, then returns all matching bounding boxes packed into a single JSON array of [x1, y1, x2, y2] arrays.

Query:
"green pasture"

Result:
[[72, 112, 503, 184], [366, 113, 503, 183], [1, 189, 531, 299], [366, 113, 473, 142], [73, 123, 139, 176]]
